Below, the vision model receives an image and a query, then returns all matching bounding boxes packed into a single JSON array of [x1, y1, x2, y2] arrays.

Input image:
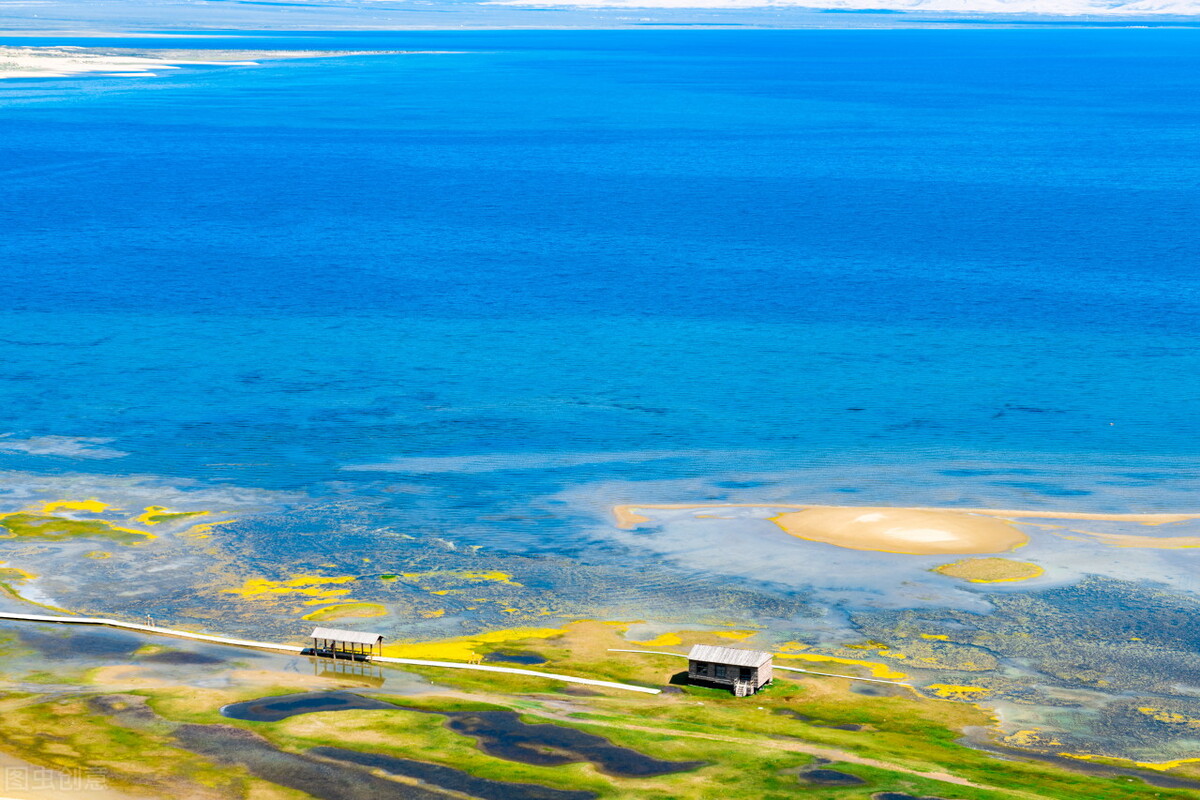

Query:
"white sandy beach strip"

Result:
[[0, 46, 253, 80], [0, 46, 442, 81]]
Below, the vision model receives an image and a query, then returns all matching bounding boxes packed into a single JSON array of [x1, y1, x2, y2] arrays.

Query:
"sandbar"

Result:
[[1079, 532, 1200, 549], [771, 507, 1027, 555], [613, 503, 1200, 552]]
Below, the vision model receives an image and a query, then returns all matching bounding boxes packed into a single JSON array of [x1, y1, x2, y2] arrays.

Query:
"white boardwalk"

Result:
[[0, 611, 660, 695]]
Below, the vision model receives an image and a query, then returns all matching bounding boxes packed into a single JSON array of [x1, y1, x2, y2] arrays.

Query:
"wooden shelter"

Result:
[[687, 644, 773, 696], [310, 627, 384, 662]]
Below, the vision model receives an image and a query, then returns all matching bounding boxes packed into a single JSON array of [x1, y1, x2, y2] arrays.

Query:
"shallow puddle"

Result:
[[444, 710, 705, 777], [311, 746, 597, 800], [175, 724, 449, 800], [774, 708, 865, 731], [221, 692, 703, 780], [221, 691, 396, 722], [17, 627, 142, 660], [482, 650, 547, 665], [139, 649, 224, 665], [176, 721, 601, 800], [797, 768, 865, 786]]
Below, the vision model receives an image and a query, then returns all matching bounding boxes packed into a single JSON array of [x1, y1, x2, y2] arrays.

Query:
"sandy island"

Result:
[[613, 503, 1200, 555], [772, 506, 1027, 555]]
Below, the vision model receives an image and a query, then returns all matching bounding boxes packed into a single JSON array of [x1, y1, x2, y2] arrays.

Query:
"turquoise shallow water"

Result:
[[3, 30, 1200, 755]]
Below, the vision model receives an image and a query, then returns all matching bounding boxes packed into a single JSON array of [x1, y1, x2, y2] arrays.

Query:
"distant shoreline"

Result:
[[0, 46, 446, 81], [3, 15, 1200, 37]]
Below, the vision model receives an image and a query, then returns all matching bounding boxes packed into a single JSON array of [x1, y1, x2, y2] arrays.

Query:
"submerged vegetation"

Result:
[[932, 558, 1044, 583], [0, 512, 153, 545], [302, 602, 389, 622]]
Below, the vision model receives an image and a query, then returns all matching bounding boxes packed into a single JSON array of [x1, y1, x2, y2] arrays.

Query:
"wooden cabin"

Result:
[[687, 644, 773, 696], [310, 627, 384, 662]]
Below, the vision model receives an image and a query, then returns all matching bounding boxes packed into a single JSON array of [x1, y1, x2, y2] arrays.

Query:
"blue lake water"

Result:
[[3, 30, 1200, 470], [2, 29, 1200, 626], [6, 29, 1200, 756]]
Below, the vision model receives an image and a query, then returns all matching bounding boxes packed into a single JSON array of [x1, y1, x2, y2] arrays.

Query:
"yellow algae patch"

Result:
[[1004, 729, 1061, 748], [400, 570, 522, 586], [136, 505, 170, 525], [776, 652, 908, 682], [932, 557, 1044, 583], [135, 506, 209, 526], [630, 632, 682, 647], [84, 551, 111, 560], [0, 564, 37, 583], [1134, 757, 1200, 772], [0, 512, 153, 545], [772, 507, 1026, 555], [225, 575, 357, 602], [921, 634, 950, 641], [1136, 707, 1200, 729], [182, 519, 234, 540], [302, 602, 388, 622], [38, 499, 111, 514], [715, 630, 757, 641], [925, 684, 988, 700], [383, 626, 565, 662], [845, 640, 907, 659], [1056, 752, 1200, 772]]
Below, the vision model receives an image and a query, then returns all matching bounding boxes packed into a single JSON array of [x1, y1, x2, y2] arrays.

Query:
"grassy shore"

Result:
[[0, 621, 1197, 799]]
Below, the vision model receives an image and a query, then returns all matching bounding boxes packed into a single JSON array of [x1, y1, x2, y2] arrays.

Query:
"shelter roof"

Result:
[[687, 644, 772, 668], [310, 627, 384, 645]]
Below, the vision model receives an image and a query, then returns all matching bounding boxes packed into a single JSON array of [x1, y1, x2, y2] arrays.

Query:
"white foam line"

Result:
[[607, 648, 912, 687], [0, 612, 660, 695]]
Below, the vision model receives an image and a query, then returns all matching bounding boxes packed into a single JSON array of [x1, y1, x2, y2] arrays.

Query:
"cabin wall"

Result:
[[757, 663, 772, 687], [689, 659, 773, 690], [688, 660, 733, 684]]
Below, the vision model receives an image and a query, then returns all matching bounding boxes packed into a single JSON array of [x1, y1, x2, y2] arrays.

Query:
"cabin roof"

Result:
[[310, 627, 384, 646], [687, 644, 772, 668]]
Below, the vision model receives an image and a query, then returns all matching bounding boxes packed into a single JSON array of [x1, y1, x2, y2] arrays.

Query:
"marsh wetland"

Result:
[[3, 617, 1200, 799]]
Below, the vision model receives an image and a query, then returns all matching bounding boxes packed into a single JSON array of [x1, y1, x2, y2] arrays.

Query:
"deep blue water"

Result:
[[1, 30, 1199, 586]]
